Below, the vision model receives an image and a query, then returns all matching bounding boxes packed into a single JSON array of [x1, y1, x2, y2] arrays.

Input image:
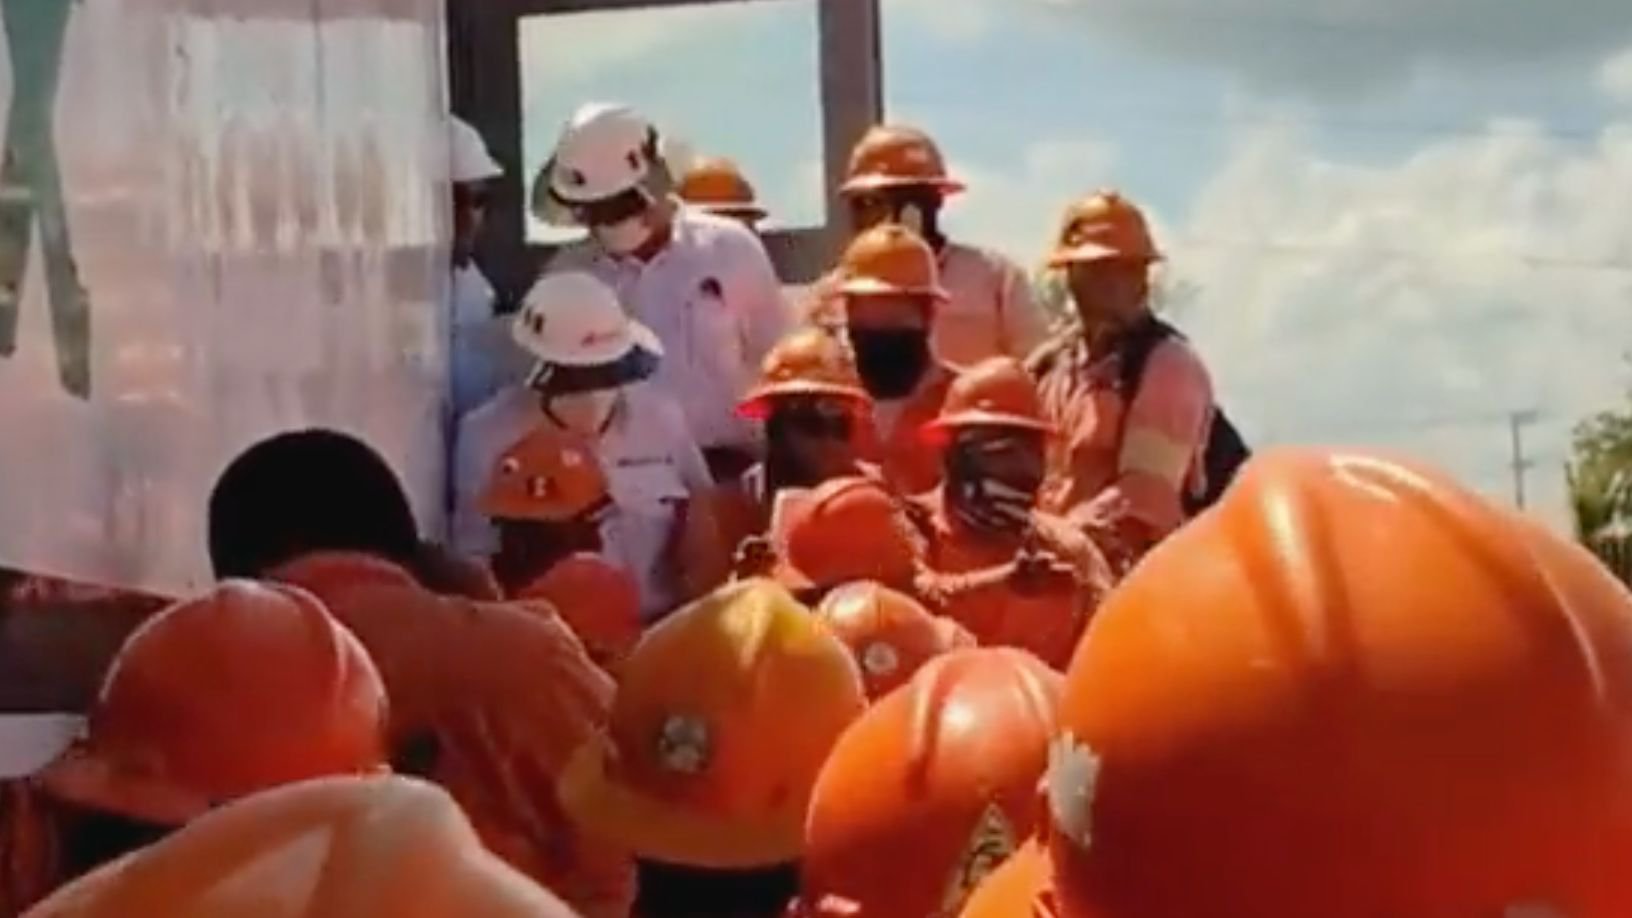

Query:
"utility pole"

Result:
[[1508, 409, 1540, 509]]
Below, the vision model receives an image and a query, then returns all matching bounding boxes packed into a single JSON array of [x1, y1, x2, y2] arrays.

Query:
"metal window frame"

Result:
[[447, 0, 882, 302]]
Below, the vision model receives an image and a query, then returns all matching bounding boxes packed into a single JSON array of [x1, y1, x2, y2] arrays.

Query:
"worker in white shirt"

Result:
[[453, 272, 712, 622], [532, 102, 792, 484], [448, 116, 529, 421], [825, 124, 1052, 369]]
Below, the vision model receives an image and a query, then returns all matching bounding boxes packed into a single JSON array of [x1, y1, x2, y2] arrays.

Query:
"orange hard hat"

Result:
[[802, 649, 1063, 917], [737, 326, 871, 420], [22, 776, 580, 918], [676, 155, 767, 222], [1046, 190, 1160, 267], [44, 581, 387, 826], [841, 124, 965, 197], [780, 477, 922, 591], [958, 841, 1069, 918], [481, 426, 609, 523], [558, 579, 866, 869], [516, 553, 643, 667], [813, 580, 974, 700], [1044, 448, 1632, 918], [925, 357, 1052, 443], [835, 224, 949, 302]]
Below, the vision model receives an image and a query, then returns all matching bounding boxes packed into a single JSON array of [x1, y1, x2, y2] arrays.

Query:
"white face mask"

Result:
[[549, 389, 621, 436], [592, 216, 653, 255]]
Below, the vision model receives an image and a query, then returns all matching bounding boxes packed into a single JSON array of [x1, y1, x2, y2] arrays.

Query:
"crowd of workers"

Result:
[[0, 101, 1628, 917]]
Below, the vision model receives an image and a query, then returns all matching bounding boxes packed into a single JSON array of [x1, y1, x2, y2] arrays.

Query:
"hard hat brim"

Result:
[[526, 344, 662, 397], [696, 202, 768, 222], [41, 745, 219, 827], [837, 277, 950, 302], [557, 734, 804, 870], [736, 381, 871, 420], [1047, 243, 1162, 268], [839, 175, 965, 197], [481, 488, 612, 526], [522, 318, 665, 370], [921, 413, 1054, 447]]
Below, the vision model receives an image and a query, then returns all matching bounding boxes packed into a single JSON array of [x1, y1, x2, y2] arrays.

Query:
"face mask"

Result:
[[765, 403, 855, 490], [945, 434, 1045, 536], [592, 215, 653, 255], [848, 327, 931, 400], [547, 389, 620, 436]]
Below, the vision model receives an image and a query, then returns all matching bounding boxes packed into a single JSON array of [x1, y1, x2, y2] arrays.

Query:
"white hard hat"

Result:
[[513, 271, 664, 375], [450, 116, 502, 183], [546, 103, 656, 205]]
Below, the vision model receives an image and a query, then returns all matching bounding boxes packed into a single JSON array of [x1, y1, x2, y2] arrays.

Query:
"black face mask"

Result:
[[848, 327, 932, 400]]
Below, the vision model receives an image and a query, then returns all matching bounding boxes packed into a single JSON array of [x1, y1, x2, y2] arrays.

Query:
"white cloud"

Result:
[[518, 4, 774, 83], [896, 0, 1632, 98], [940, 137, 1122, 269], [1603, 46, 1632, 103], [886, 0, 1001, 44]]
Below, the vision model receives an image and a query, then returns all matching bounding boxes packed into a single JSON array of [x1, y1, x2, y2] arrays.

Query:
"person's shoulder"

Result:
[[676, 207, 766, 259], [444, 595, 615, 698], [1146, 327, 1212, 383], [945, 239, 1026, 274]]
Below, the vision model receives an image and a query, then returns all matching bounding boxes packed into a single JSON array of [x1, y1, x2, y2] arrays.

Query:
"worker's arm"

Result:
[[1068, 338, 1213, 550]]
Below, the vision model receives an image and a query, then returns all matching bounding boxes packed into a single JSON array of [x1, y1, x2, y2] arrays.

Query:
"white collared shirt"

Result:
[[452, 381, 712, 619], [542, 208, 792, 452]]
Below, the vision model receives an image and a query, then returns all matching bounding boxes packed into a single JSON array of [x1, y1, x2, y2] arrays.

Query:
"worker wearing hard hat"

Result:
[[830, 223, 960, 496], [454, 270, 713, 621], [911, 357, 1113, 669], [676, 327, 876, 595], [676, 156, 768, 233], [535, 103, 793, 485], [22, 776, 582, 917], [558, 579, 867, 917], [479, 424, 614, 595], [269, 552, 633, 918], [207, 427, 634, 916], [448, 116, 530, 421], [481, 425, 642, 670], [1030, 190, 1214, 569], [0, 581, 391, 912], [800, 649, 1061, 917], [963, 449, 1632, 917], [820, 124, 1049, 369]]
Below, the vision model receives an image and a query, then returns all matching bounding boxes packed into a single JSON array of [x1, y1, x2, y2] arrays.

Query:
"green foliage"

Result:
[[1567, 362, 1632, 583]]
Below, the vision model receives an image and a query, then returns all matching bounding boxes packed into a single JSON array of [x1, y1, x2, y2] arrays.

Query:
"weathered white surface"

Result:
[[0, 0, 449, 595]]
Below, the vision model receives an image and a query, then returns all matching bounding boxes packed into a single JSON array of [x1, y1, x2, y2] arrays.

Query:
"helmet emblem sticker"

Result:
[[1046, 732, 1102, 851], [860, 641, 900, 677], [656, 715, 710, 775]]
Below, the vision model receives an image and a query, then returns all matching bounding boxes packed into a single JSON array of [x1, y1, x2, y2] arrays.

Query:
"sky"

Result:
[[517, 0, 1632, 527]]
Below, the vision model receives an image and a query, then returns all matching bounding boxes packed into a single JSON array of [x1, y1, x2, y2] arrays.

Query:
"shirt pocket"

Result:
[[607, 457, 689, 517], [683, 273, 746, 378]]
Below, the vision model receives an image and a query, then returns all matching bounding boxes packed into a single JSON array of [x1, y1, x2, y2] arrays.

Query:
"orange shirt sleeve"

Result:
[[1074, 338, 1213, 540]]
